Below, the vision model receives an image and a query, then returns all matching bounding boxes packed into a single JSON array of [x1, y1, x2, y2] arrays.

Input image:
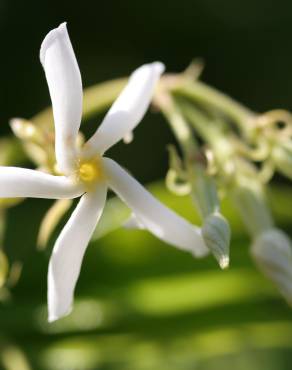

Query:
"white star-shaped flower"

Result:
[[0, 23, 208, 321]]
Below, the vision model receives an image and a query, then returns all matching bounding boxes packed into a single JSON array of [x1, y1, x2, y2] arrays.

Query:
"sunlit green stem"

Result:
[[160, 97, 198, 159], [158, 95, 217, 216], [173, 79, 255, 134], [179, 100, 235, 171]]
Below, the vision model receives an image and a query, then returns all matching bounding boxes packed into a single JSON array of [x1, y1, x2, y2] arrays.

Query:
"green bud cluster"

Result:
[[154, 62, 292, 301]]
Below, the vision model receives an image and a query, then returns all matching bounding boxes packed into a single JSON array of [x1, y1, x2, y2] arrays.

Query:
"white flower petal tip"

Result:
[[48, 255, 74, 322], [155, 61, 165, 74], [140, 61, 165, 75], [123, 131, 134, 144], [40, 22, 68, 65], [85, 61, 165, 155], [48, 306, 72, 323]]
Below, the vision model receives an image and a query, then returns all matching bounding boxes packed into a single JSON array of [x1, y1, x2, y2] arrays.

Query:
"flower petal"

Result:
[[40, 22, 83, 174], [0, 167, 83, 199], [103, 158, 208, 257], [47, 184, 107, 322], [85, 62, 165, 155]]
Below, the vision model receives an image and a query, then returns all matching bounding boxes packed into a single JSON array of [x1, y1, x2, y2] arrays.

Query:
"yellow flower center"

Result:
[[77, 156, 104, 188]]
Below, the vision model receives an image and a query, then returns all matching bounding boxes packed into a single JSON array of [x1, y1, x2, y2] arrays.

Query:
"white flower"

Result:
[[0, 23, 208, 322]]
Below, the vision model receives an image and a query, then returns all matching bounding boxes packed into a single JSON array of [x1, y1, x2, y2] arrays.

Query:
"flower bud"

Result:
[[10, 118, 38, 140], [272, 143, 292, 180], [9, 118, 49, 168], [232, 184, 273, 237], [202, 212, 230, 269], [251, 228, 292, 306]]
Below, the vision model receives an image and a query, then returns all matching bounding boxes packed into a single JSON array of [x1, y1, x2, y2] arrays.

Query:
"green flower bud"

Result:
[[232, 184, 273, 237], [272, 143, 292, 180], [251, 228, 292, 306], [202, 212, 231, 269]]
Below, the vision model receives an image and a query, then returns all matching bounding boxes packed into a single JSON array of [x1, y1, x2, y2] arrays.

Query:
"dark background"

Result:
[[1, 0, 292, 183]]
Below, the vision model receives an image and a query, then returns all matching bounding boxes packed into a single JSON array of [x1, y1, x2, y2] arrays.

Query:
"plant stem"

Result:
[[173, 79, 255, 134], [160, 98, 198, 159], [158, 95, 219, 219]]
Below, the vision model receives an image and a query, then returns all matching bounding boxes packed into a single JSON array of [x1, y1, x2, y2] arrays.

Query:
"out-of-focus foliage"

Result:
[[0, 183, 291, 370]]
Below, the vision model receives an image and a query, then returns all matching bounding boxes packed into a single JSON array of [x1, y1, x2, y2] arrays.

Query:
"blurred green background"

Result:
[[0, 0, 292, 369]]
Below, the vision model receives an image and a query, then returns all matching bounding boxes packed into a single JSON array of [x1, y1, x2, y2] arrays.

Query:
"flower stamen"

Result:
[[77, 156, 104, 188]]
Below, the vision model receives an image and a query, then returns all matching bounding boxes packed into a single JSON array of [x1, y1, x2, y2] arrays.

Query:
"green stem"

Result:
[[159, 97, 219, 219], [177, 98, 221, 144], [179, 100, 234, 167], [173, 79, 255, 134], [160, 99, 198, 158]]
